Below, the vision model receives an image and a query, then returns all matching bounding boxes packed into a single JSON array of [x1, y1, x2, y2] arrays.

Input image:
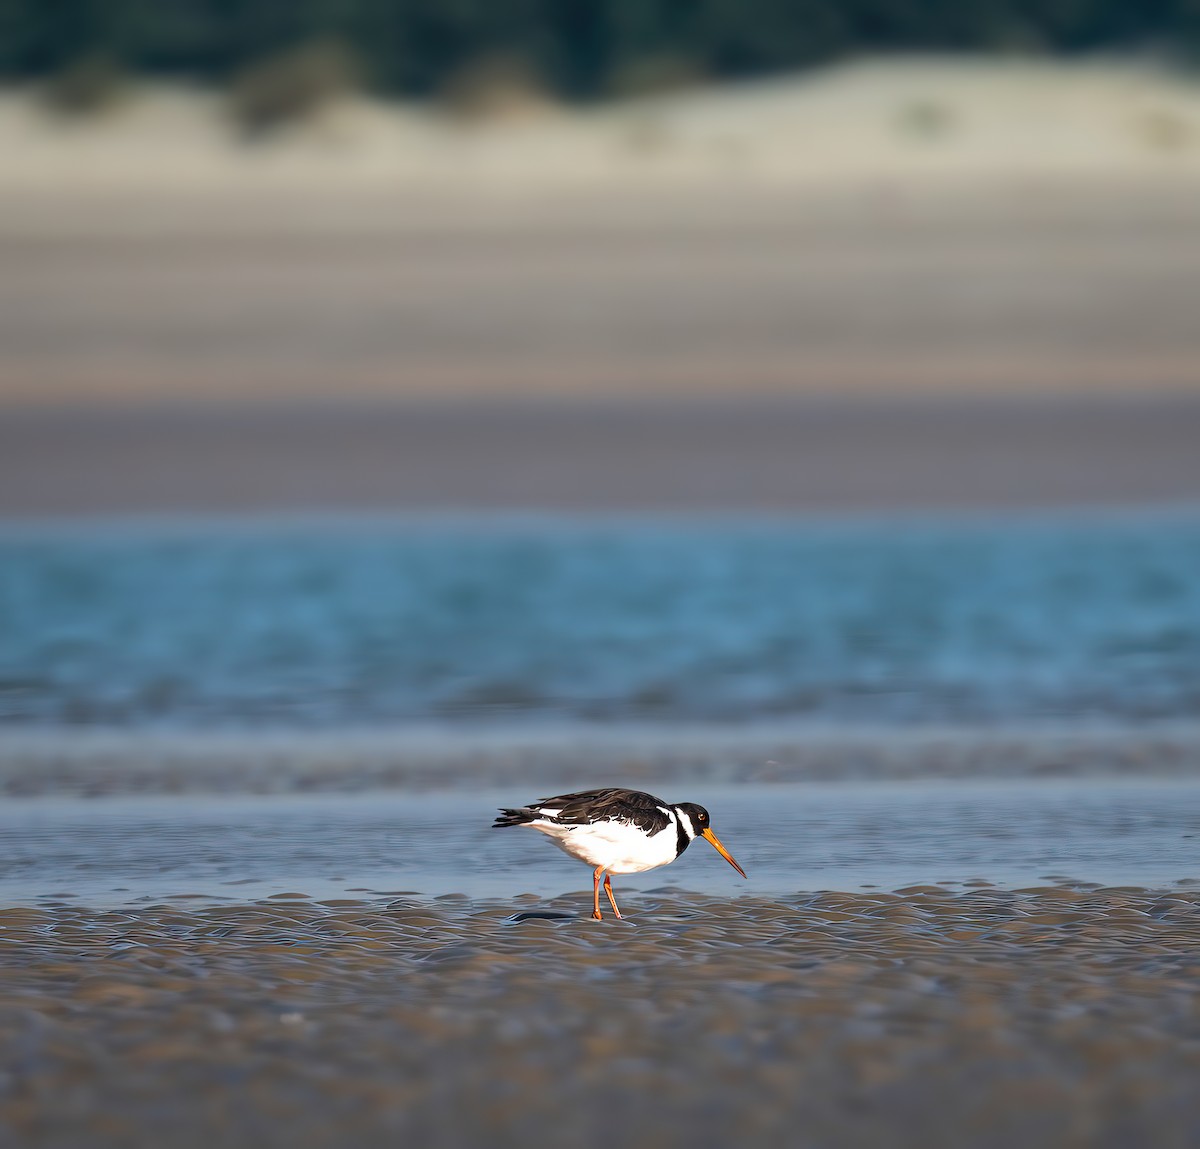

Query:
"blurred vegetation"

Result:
[[1, 0, 1198, 105], [38, 50, 127, 115], [437, 52, 553, 120], [228, 39, 357, 134]]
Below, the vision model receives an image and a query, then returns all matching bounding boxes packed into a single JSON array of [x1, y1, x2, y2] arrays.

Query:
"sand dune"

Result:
[[4, 57, 1200, 195]]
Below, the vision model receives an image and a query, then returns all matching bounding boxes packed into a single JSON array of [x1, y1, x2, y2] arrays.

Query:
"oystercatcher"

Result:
[[493, 787, 746, 919]]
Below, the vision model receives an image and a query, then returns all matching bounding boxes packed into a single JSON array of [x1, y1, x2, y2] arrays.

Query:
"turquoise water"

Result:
[[2, 514, 1199, 730]]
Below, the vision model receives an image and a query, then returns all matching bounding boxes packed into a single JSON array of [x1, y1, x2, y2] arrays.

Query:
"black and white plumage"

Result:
[[493, 787, 746, 920]]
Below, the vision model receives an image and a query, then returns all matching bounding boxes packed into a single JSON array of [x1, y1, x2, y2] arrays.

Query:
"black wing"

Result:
[[531, 788, 672, 834]]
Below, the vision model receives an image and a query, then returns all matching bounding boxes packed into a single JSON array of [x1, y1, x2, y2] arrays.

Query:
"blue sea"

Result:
[[2, 513, 1199, 731]]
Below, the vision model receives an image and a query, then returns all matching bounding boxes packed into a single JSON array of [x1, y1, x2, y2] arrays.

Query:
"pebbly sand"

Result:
[[2, 887, 1199, 1149]]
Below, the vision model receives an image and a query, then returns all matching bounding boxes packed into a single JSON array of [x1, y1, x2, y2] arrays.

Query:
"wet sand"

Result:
[[3, 887, 1198, 1149], [4, 395, 1200, 516]]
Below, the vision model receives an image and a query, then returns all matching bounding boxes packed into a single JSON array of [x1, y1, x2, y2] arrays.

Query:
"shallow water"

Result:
[[2, 781, 1197, 907]]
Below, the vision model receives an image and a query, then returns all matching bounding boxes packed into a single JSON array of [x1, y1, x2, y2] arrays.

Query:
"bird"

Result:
[[492, 787, 746, 920]]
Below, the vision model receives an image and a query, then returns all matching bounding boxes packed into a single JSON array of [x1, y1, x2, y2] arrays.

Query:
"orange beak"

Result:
[[701, 827, 747, 878]]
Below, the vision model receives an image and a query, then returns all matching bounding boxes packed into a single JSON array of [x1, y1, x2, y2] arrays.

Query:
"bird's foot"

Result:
[[591, 910, 603, 921]]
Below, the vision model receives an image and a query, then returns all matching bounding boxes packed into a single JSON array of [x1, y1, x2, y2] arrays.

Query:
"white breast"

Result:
[[530, 816, 679, 874]]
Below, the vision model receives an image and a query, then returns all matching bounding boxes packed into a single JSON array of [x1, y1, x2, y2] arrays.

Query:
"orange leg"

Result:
[[603, 873, 622, 919], [592, 866, 604, 920]]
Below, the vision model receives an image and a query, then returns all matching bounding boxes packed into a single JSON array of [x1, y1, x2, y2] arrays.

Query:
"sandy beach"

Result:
[[3, 182, 1200, 407], [3, 887, 1199, 1149], [5, 63, 1200, 517], [4, 60, 1200, 518], [3, 58, 1200, 414]]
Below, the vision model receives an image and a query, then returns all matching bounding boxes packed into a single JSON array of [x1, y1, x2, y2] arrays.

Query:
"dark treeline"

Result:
[[2, 0, 1197, 98]]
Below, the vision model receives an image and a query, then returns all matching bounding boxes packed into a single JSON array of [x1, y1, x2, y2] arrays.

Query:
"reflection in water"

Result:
[[3, 782, 1197, 906]]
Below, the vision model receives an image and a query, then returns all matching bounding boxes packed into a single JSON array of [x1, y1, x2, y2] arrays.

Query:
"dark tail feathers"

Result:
[[493, 807, 537, 829]]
